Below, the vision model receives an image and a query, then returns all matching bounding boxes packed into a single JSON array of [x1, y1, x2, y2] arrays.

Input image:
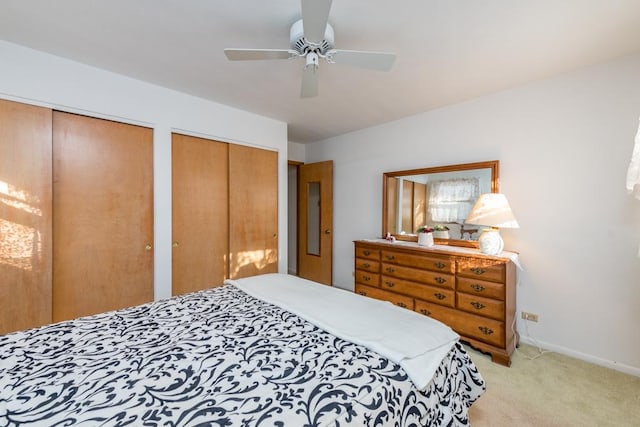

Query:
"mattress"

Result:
[[0, 274, 485, 426]]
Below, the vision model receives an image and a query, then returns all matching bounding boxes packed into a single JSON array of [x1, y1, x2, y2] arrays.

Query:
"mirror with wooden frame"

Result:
[[382, 160, 499, 248]]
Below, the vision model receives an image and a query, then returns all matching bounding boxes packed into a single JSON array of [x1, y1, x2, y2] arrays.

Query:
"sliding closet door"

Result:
[[0, 99, 52, 334], [228, 144, 278, 279], [172, 133, 228, 295], [52, 112, 153, 322]]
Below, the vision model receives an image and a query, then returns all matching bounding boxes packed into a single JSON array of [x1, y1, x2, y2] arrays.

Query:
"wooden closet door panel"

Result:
[[172, 134, 228, 295], [52, 112, 153, 322], [0, 99, 52, 334], [228, 144, 278, 279], [401, 180, 413, 233], [413, 182, 426, 231], [385, 177, 398, 234]]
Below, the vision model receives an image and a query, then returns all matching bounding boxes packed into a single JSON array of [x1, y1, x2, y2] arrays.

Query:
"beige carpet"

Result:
[[466, 344, 640, 426]]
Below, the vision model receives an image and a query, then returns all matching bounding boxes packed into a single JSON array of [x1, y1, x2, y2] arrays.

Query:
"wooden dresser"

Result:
[[354, 239, 517, 366]]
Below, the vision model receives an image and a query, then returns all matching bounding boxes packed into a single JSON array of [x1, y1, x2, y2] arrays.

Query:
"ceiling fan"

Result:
[[224, 0, 396, 98]]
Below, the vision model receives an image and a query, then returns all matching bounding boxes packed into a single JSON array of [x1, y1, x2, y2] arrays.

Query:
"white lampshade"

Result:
[[465, 193, 519, 228], [465, 193, 518, 255]]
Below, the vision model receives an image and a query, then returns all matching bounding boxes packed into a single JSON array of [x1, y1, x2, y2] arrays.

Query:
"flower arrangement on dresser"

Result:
[[416, 226, 434, 247], [433, 224, 450, 239]]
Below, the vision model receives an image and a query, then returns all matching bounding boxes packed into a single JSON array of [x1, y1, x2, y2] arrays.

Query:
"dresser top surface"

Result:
[[355, 239, 519, 264]]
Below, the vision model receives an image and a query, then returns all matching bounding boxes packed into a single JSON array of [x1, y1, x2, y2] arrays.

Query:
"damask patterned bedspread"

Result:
[[0, 283, 485, 426]]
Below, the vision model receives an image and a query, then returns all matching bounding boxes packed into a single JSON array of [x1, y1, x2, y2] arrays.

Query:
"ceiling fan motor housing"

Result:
[[290, 19, 334, 56]]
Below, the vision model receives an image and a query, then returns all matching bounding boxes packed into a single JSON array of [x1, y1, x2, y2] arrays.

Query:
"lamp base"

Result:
[[478, 228, 504, 255]]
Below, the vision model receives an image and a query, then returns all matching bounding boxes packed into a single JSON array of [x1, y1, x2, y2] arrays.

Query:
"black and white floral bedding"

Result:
[[0, 282, 485, 426]]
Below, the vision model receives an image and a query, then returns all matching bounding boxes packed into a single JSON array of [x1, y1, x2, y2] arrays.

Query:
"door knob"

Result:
[[324, 229, 331, 234], [145, 244, 152, 251], [172, 241, 179, 248]]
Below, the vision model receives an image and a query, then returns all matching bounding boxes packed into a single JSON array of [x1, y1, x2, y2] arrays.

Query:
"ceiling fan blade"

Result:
[[329, 49, 396, 71], [224, 48, 294, 61], [300, 65, 319, 98], [301, 0, 332, 44]]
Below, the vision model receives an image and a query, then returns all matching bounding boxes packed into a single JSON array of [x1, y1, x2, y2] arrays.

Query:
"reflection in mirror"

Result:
[[383, 161, 499, 247], [307, 181, 321, 256]]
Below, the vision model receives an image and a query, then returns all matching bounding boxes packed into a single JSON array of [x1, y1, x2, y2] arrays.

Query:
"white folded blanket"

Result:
[[225, 273, 459, 390]]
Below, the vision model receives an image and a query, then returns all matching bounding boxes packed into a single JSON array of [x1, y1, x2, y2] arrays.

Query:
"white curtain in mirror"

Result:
[[428, 178, 479, 222], [627, 118, 640, 200]]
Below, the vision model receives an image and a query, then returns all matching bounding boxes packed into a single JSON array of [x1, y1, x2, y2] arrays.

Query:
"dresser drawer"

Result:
[[415, 300, 505, 348], [456, 293, 504, 320], [457, 276, 505, 300], [381, 275, 454, 308], [356, 246, 380, 260], [355, 284, 414, 310], [381, 263, 454, 289], [381, 251, 454, 274], [355, 258, 380, 273], [457, 258, 506, 282], [355, 270, 379, 287], [354, 240, 516, 366]]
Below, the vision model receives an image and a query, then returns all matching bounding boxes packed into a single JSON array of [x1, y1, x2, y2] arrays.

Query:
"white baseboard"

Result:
[[518, 336, 640, 377]]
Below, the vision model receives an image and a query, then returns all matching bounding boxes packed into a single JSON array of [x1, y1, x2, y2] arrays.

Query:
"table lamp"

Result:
[[465, 193, 519, 255]]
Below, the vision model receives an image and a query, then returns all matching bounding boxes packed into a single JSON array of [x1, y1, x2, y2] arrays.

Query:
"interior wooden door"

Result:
[[52, 112, 153, 322], [228, 144, 278, 279], [0, 99, 52, 334], [172, 133, 228, 295], [297, 160, 333, 285]]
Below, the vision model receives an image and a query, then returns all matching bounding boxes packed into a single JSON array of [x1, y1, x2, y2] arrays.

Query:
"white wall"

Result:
[[0, 41, 289, 300], [305, 52, 640, 375], [288, 141, 306, 162]]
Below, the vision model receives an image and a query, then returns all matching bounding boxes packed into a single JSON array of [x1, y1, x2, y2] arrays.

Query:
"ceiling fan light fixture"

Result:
[[290, 19, 334, 56], [223, 0, 395, 98], [305, 52, 319, 70]]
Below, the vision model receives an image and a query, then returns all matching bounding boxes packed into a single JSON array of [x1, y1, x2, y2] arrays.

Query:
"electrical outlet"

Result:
[[521, 311, 539, 322]]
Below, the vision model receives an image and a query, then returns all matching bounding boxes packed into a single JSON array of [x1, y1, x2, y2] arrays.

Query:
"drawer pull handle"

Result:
[[470, 267, 486, 275], [396, 302, 407, 308], [358, 291, 367, 296], [385, 254, 395, 260], [363, 263, 370, 268], [363, 250, 371, 256], [386, 267, 395, 273], [420, 308, 431, 316], [434, 262, 445, 269], [478, 326, 494, 335], [470, 284, 485, 292], [434, 293, 446, 300], [363, 276, 371, 282], [470, 301, 485, 310], [384, 281, 395, 288], [434, 277, 446, 284]]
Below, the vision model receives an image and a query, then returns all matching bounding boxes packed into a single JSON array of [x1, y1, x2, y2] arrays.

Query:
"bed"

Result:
[[0, 273, 485, 426]]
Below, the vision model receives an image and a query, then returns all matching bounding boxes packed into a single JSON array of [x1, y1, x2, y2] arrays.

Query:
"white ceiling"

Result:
[[2, 0, 640, 143]]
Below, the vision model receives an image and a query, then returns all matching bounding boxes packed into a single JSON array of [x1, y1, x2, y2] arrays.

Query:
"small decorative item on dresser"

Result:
[[433, 224, 450, 239], [417, 226, 434, 247]]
